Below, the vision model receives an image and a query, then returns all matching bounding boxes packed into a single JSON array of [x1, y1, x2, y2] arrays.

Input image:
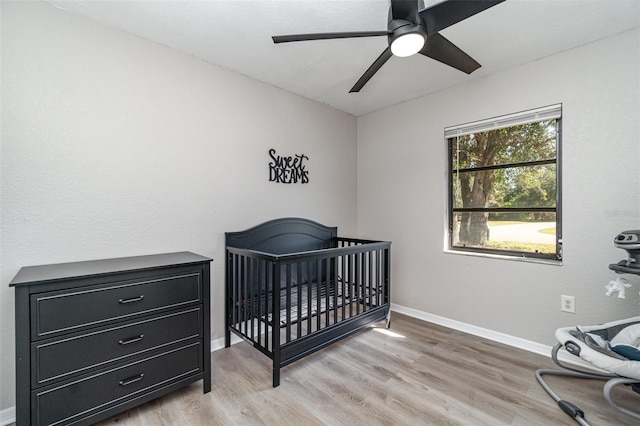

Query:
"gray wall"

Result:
[[357, 27, 640, 346], [0, 2, 357, 411]]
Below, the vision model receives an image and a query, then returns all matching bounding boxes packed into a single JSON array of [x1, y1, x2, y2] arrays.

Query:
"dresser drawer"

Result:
[[33, 343, 201, 426], [32, 308, 201, 387], [31, 272, 201, 338]]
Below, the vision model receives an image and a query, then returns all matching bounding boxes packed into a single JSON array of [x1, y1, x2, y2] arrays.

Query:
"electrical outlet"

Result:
[[561, 295, 575, 313]]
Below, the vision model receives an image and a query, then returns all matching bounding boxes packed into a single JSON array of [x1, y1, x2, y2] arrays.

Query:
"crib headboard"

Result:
[[225, 217, 337, 255]]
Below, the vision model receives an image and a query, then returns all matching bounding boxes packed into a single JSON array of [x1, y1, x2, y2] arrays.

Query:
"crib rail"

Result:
[[225, 238, 391, 366]]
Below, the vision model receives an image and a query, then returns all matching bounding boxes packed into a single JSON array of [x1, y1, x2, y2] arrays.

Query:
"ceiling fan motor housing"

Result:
[[388, 20, 427, 44], [387, 1, 428, 56]]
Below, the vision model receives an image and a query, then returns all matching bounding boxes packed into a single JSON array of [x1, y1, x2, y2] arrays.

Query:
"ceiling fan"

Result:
[[272, 0, 505, 93]]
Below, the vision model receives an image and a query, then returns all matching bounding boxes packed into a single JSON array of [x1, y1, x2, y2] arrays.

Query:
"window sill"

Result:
[[444, 249, 563, 266]]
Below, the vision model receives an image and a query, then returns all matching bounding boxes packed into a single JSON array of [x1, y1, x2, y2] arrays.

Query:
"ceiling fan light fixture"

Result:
[[390, 32, 425, 57]]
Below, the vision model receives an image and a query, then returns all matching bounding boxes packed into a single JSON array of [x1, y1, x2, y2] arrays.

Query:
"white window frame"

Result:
[[445, 104, 562, 262]]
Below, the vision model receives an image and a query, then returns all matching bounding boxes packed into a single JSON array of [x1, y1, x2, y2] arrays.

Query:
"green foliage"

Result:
[[501, 164, 556, 208], [453, 120, 556, 170]]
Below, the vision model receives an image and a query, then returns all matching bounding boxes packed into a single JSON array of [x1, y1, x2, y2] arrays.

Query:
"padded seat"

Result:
[[536, 316, 640, 425], [555, 316, 640, 380]]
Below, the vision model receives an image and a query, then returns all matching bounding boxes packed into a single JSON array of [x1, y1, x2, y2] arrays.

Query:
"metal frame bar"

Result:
[[535, 344, 639, 425]]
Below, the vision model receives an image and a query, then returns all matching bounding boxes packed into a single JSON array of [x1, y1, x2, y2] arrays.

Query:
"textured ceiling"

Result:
[[49, 0, 640, 116]]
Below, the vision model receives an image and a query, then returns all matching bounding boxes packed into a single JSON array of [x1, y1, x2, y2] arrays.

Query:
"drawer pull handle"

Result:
[[119, 373, 144, 386], [118, 295, 144, 304], [118, 334, 144, 345]]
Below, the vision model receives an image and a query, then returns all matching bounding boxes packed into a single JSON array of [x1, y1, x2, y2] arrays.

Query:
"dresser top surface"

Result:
[[9, 252, 212, 287]]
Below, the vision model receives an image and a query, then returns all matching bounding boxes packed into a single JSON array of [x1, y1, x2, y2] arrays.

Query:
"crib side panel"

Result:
[[278, 239, 391, 367], [225, 249, 275, 358]]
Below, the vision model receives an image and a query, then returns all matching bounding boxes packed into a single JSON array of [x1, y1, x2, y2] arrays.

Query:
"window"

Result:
[[446, 105, 562, 261]]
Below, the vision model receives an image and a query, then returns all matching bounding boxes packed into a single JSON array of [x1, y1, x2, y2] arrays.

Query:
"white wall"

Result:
[[0, 2, 357, 410], [358, 28, 640, 345]]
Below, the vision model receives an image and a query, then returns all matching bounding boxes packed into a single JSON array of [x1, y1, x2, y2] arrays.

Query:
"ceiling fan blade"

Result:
[[273, 31, 388, 44], [350, 47, 393, 93], [419, 33, 480, 74], [390, 0, 423, 22], [419, 0, 506, 36]]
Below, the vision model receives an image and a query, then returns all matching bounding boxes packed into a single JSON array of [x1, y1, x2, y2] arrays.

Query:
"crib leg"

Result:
[[386, 309, 391, 329], [273, 366, 280, 387], [225, 329, 230, 348]]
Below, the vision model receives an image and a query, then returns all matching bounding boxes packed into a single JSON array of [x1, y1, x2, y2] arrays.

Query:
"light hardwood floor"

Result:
[[97, 313, 638, 425]]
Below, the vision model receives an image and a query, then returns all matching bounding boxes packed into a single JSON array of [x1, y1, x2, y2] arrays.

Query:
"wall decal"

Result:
[[268, 148, 309, 184]]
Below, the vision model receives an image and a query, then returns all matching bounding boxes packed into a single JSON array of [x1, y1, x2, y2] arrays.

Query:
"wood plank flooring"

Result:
[[96, 313, 639, 425]]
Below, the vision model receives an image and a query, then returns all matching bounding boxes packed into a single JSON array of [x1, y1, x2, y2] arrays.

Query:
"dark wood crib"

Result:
[[225, 217, 391, 387]]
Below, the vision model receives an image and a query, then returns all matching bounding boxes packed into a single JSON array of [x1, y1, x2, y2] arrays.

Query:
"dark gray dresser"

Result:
[[10, 252, 212, 426]]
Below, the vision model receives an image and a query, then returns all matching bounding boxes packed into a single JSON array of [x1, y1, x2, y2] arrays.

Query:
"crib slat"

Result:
[[235, 254, 242, 333], [272, 260, 280, 359], [248, 257, 254, 341], [255, 258, 262, 348], [253, 258, 260, 341], [285, 263, 292, 343], [347, 254, 355, 318], [375, 249, 381, 307], [325, 258, 329, 327], [355, 252, 361, 316], [254, 258, 261, 340], [236, 254, 242, 328], [240, 256, 249, 335], [340, 252, 346, 321], [230, 254, 237, 329], [327, 257, 332, 327], [296, 262, 303, 339], [306, 260, 312, 335], [331, 256, 339, 324], [266, 262, 273, 351], [315, 258, 320, 332], [368, 250, 373, 310]]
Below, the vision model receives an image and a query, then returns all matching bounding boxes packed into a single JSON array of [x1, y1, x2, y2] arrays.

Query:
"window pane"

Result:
[[452, 164, 556, 209], [452, 212, 556, 255], [451, 120, 557, 169]]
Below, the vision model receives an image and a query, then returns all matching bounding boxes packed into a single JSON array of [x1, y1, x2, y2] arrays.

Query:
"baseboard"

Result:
[[211, 333, 243, 352], [211, 304, 603, 372], [212, 309, 553, 356], [390, 303, 599, 370], [0, 406, 15, 426]]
